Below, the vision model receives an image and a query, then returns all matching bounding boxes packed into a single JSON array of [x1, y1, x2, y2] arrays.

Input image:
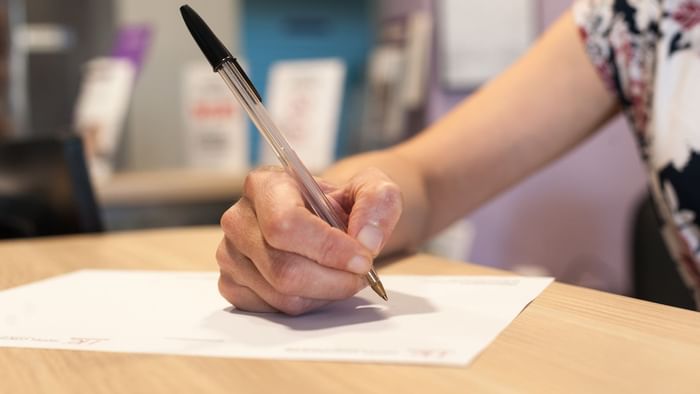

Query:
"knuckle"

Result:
[[219, 206, 236, 233], [217, 274, 239, 305], [214, 240, 246, 281], [268, 259, 303, 295], [243, 169, 263, 196], [220, 201, 246, 235], [277, 296, 312, 316], [244, 166, 282, 196], [215, 241, 229, 268], [371, 182, 403, 227], [260, 210, 295, 248], [377, 180, 402, 206]]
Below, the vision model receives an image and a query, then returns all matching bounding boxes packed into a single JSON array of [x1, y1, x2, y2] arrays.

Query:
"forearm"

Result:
[[394, 10, 619, 239], [326, 10, 619, 255]]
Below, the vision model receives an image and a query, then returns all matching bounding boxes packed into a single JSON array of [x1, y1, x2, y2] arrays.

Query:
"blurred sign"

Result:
[[438, 0, 536, 89], [259, 58, 346, 173], [182, 62, 249, 173], [242, 0, 372, 161], [15, 23, 74, 53], [74, 58, 135, 182]]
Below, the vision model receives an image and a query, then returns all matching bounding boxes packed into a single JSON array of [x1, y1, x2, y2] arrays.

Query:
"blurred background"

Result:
[[1, 0, 686, 307]]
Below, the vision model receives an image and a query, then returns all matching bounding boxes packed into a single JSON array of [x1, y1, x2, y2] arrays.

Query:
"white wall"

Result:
[[116, 0, 239, 170], [427, 0, 648, 294]]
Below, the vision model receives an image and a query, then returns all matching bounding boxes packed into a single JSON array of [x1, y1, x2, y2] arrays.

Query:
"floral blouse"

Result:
[[574, 0, 700, 305]]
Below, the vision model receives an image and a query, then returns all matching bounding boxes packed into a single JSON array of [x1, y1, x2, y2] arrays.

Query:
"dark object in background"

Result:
[[632, 193, 696, 310], [0, 134, 102, 238], [23, 0, 114, 137], [0, 2, 12, 137]]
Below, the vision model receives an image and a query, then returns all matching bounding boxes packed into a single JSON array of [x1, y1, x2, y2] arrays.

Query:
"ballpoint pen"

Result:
[[180, 5, 388, 301]]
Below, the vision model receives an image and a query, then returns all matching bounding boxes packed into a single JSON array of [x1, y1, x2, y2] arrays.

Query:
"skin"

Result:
[[216, 10, 620, 315]]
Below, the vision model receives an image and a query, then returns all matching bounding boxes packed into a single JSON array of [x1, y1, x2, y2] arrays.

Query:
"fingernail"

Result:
[[357, 224, 383, 254], [347, 255, 370, 274]]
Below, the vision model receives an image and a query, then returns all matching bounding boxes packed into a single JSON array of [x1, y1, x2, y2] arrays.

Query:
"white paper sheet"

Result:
[[0, 270, 552, 366]]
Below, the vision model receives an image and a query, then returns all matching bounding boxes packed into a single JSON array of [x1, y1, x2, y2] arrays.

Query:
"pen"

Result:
[[180, 5, 388, 301]]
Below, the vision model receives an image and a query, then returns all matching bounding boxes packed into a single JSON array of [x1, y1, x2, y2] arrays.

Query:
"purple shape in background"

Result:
[[111, 25, 153, 77]]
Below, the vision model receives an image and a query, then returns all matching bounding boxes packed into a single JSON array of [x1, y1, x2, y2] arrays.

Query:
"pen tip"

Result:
[[373, 282, 388, 301]]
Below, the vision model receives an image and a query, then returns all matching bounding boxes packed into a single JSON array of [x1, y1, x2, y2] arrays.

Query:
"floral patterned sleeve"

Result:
[[572, 0, 661, 138], [572, 0, 700, 308]]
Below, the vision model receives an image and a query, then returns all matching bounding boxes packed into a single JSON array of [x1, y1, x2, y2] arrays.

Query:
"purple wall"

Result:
[[385, 0, 648, 294]]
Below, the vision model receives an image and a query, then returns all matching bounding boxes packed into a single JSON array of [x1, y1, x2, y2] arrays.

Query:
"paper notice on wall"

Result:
[[438, 0, 536, 89], [74, 57, 136, 182], [182, 62, 249, 172], [259, 58, 346, 173]]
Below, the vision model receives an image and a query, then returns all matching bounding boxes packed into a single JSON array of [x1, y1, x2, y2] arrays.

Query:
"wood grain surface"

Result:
[[1, 226, 699, 393]]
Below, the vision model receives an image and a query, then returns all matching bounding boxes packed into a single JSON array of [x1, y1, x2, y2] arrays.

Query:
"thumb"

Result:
[[344, 168, 402, 256]]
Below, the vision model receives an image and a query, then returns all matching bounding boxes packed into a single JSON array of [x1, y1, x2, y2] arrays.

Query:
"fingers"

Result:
[[216, 166, 402, 315], [218, 194, 364, 314], [342, 168, 403, 256], [220, 199, 366, 300], [242, 168, 374, 274], [217, 239, 334, 315], [218, 273, 277, 313]]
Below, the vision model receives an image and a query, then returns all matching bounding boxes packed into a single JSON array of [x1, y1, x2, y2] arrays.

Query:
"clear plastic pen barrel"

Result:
[[217, 60, 387, 300]]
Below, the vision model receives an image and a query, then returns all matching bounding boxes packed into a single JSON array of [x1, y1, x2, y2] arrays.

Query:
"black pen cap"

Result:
[[180, 4, 233, 71]]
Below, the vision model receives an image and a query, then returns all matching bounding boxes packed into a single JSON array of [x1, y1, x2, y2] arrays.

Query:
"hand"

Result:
[[216, 166, 402, 315]]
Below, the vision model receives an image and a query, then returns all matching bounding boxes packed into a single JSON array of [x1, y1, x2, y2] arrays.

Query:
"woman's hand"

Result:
[[216, 166, 402, 315]]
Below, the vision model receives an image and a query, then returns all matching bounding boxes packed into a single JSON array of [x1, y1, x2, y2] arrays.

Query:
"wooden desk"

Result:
[[95, 169, 245, 207], [1, 227, 699, 393], [94, 169, 244, 230]]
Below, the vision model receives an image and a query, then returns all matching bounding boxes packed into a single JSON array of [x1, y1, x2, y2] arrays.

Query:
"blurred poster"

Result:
[[182, 62, 249, 172], [74, 58, 136, 182], [74, 25, 151, 182], [361, 10, 432, 151], [438, 0, 536, 89], [259, 58, 346, 173]]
